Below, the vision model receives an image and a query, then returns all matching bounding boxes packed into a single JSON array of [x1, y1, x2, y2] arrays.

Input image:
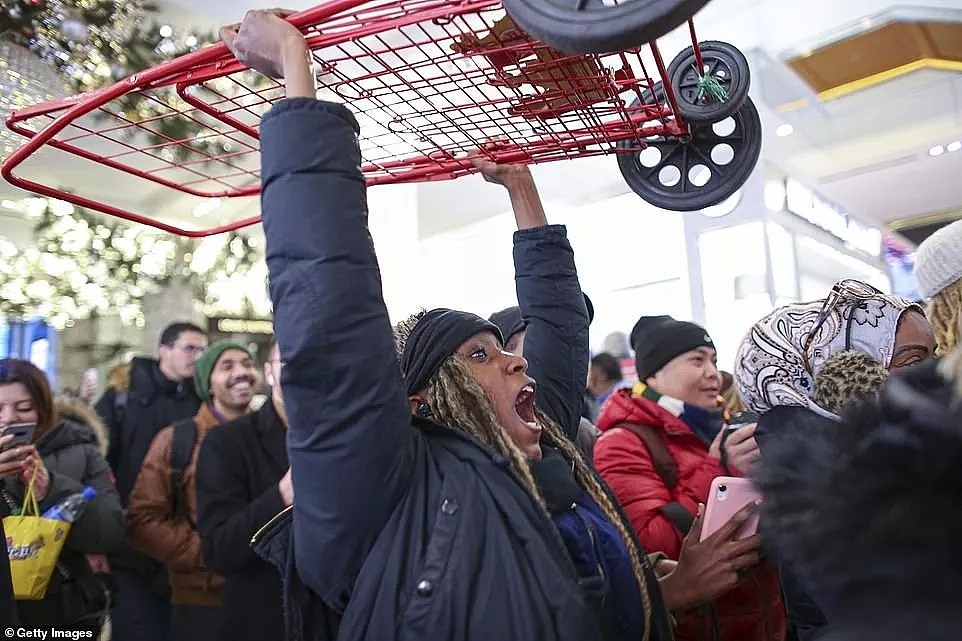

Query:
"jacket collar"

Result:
[[194, 403, 225, 433], [595, 387, 695, 437], [413, 416, 513, 468], [131, 356, 196, 402]]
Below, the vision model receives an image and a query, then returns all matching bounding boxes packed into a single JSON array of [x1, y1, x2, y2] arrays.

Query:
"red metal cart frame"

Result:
[[2, 0, 706, 237]]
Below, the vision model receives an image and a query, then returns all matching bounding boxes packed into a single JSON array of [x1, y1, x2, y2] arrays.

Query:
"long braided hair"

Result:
[[395, 312, 652, 641], [928, 278, 962, 356]]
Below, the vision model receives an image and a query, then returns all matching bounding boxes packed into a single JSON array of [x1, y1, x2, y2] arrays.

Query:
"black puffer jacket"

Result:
[[95, 356, 200, 506], [1, 400, 124, 626], [259, 98, 658, 641], [94, 355, 200, 586]]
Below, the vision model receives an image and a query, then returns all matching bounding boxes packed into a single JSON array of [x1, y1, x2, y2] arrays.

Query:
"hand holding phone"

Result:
[[728, 411, 760, 430], [0, 424, 36, 479], [659, 499, 762, 610], [701, 476, 762, 541], [79, 368, 99, 402], [1, 423, 35, 450]]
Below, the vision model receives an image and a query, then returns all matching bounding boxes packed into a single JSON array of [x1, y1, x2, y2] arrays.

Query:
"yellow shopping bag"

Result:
[[3, 473, 70, 600]]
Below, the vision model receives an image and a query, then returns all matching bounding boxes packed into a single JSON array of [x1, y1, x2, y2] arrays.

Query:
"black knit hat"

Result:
[[631, 315, 715, 381], [489, 307, 526, 344]]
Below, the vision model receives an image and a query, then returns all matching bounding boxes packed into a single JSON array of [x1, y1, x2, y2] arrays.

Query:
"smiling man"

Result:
[[594, 315, 786, 641], [127, 340, 258, 641]]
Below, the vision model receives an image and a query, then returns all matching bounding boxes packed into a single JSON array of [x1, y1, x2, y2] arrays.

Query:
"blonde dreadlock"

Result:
[[395, 311, 542, 506], [928, 278, 962, 356], [426, 357, 545, 509], [394, 312, 653, 641]]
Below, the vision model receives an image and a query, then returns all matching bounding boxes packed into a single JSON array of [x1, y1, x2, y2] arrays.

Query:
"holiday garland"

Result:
[[0, 199, 268, 327], [0, 2, 273, 326], [0, 0, 226, 161]]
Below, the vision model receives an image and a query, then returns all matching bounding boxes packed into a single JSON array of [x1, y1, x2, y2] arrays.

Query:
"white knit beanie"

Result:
[[915, 219, 962, 300]]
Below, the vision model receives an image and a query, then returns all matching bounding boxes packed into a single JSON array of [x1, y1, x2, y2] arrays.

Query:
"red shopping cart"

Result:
[[2, 0, 758, 237]]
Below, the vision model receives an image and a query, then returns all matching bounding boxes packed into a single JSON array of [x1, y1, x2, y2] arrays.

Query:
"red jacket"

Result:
[[595, 388, 786, 641]]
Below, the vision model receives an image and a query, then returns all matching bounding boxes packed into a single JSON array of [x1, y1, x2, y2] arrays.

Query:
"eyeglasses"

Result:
[[801, 279, 884, 374], [170, 343, 207, 355]]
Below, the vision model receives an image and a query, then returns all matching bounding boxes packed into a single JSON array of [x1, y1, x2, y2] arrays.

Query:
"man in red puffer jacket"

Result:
[[595, 316, 786, 641]]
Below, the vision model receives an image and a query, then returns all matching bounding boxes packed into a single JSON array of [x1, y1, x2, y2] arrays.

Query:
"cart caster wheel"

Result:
[[617, 94, 761, 212], [502, 0, 713, 54], [667, 41, 751, 125]]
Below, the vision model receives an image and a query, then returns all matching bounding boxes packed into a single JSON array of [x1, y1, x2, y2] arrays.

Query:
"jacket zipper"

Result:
[[571, 503, 607, 586], [251, 504, 294, 546]]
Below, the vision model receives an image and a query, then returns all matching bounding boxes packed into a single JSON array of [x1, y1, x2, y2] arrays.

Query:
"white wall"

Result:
[[371, 186, 692, 353]]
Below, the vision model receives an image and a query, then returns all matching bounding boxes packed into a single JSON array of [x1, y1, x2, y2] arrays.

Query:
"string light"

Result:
[[1, 0, 221, 161], [0, 198, 269, 328]]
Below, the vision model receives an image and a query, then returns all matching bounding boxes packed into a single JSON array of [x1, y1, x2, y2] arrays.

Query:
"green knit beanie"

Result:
[[194, 340, 256, 402]]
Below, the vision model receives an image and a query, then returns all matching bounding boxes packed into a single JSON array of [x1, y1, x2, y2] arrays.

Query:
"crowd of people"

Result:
[[2, 9, 962, 641]]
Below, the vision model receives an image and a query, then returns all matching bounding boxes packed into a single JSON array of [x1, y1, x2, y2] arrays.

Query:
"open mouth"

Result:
[[514, 383, 538, 427]]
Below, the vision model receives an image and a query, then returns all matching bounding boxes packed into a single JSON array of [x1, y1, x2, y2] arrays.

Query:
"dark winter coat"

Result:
[[1, 400, 124, 626], [755, 359, 962, 641], [259, 98, 661, 641], [95, 356, 201, 506], [196, 399, 288, 641], [94, 356, 200, 586], [756, 406, 829, 641]]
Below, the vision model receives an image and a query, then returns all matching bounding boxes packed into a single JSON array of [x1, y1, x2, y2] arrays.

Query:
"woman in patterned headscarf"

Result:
[[734, 279, 935, 419], [732, 279, 936, 641]]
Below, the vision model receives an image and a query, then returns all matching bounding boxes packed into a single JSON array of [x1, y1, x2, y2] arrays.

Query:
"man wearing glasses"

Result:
[[194, 338, 291, 641], [95, 321, 208, 641]]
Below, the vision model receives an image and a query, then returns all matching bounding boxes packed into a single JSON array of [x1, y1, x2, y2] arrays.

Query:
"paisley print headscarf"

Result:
[[734, 279, 921, 416]]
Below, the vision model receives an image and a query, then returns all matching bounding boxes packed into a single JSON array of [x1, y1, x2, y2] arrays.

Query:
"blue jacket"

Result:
[[261, 98, 600, 641]]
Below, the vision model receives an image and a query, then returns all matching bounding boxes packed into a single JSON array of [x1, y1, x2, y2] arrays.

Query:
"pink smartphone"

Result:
[[700, 476, 761, 542]]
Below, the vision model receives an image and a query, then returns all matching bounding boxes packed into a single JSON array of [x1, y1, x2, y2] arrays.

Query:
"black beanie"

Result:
[[489, 307, 526, 344], [631, 315, 715, 381]]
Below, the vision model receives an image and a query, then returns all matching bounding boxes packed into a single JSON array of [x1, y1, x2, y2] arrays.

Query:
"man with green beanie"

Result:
[[127, 340, 258, 641]]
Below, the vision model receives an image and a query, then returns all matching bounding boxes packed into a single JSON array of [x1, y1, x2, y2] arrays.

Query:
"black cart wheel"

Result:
[[502, 0, 712, 54], [667, 41, 751, 124], [616, 93, 762, 212]]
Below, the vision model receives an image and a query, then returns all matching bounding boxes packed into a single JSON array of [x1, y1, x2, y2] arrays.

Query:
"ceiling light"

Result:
[[947, 141, 962, 153], [159, 25, 173, 38], [929, 145, 945, 157], [776, 124, 794, 137]]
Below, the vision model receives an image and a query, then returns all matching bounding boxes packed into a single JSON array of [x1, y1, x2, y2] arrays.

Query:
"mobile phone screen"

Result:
[[2, 422, 36, 449]]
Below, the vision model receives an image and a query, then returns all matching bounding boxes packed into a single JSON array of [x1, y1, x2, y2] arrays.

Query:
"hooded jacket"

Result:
[[1, 398, 124, 626], [252, 98, 676, 641], [95, 356, 201, 589], [595, 389, 786, 641]]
